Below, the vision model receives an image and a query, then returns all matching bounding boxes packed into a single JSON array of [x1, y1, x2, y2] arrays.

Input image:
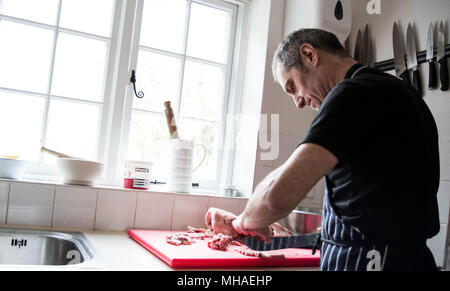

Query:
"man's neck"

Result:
[[331, 58, 358, 85]]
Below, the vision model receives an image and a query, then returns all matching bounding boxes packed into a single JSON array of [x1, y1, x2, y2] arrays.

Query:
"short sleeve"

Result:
[[299, 83, 370, 162]]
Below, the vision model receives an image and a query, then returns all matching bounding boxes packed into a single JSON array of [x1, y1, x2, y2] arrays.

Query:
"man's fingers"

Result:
[[251, 231, 271, 244], [204, 210, 211, 228], [204, 208, 216, 229]]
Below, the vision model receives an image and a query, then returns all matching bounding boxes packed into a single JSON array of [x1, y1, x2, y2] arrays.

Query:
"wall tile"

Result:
[[440, 138, 450, 181], [446, 224, 450, 270], [427, 223, 448, 268], [171, 195, 208, 230], [95, 190, 137, 231], [52, 186, 98, 229], [135, 192, 174, 230], [437, 181, 450, 224], [7, 182, 55, 227], [0, 181, 10, 225], [207, 197, 241, 216], [426, 95, 450, 139]]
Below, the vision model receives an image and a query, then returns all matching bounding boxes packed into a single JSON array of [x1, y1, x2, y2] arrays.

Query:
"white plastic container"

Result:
[[165, 139, 205, 193], [123, 160, 154, 190]]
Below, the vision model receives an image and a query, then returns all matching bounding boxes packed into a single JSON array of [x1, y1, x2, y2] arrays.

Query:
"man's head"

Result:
[[272, 29, 354, 111]]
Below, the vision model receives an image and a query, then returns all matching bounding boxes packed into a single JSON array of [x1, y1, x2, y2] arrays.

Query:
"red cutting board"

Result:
[[128, 229, 320, 269]]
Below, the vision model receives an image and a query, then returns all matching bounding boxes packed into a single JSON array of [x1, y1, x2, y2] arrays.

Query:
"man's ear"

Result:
[[299, 44, 318, 68]]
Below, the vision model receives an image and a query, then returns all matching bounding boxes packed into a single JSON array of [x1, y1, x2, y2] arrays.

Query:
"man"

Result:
[[206, 29, 440, 271]]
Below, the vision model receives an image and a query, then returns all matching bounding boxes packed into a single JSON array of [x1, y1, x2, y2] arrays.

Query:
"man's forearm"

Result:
[[239, 163, 309, 231], [237, 143, 338, 232], [240, 166, 297, 229]]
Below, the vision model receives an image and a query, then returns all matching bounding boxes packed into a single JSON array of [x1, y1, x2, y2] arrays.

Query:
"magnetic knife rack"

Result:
[[374, 44, 450, 72]]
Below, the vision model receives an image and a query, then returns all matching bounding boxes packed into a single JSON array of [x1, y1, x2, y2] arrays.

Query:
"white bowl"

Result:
[[56, 158, 104, 186], [0, 158, 28, 179]]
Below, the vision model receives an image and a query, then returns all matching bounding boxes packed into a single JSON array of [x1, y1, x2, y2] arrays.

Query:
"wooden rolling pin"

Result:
[[40, 146, 74, 159], [164, 101, 180, 139]]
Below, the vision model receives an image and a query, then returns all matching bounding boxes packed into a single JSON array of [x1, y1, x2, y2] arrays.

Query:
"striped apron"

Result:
[[314, 65, 437, 271], [319, 191, 438, 271]]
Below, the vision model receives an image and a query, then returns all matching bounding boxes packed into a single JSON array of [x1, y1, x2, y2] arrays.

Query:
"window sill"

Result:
[[0, 177, 249, 232], [0, 177, 247, 199]]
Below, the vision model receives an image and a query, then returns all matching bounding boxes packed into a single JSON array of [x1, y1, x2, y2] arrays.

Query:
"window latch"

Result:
[[130, 70, 144, 99]]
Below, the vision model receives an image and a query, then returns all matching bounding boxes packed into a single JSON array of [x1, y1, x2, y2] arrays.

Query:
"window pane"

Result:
[[0, 91, 45, 161], [180, 61, 224, 121], [0, 0, 59, 25], [0, 21, 54, 93], [133, 51, 181, 112], [45, 99, 100, 160], [127, 112, 168, 163], [51, 32, 107, 102], [178, 118, 218, 181], [59, 0, 114, 37], [139, 0, 187, 53], [186, 3, 231, 64]]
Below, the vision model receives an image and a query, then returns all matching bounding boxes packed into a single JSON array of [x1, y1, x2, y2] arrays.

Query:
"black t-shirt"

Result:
[[300, 64, 440, 242]]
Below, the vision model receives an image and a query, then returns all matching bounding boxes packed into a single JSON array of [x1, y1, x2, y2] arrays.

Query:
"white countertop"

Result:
[[0, 227, 319, 271], [83, 230, 319, 271], [83, 230, 172, 271]]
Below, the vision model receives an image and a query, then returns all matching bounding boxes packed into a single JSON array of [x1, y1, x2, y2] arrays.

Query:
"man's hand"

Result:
[[269, 223, 292, 237], [205, 207, 292, 244], [204, 207, 241, 239], [232, 215, 272, 243]]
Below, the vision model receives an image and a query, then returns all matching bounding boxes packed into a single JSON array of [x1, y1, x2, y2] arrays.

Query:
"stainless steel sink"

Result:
[[0, 228, 105, 269]]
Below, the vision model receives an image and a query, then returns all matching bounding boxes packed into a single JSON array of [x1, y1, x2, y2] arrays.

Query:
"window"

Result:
[[0, 0, 115, 162], [0, 0, 243, 191], [128, 0, 237, 188]]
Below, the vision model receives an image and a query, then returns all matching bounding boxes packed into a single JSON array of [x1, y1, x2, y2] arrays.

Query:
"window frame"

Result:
[[118, 0, 239, 190]]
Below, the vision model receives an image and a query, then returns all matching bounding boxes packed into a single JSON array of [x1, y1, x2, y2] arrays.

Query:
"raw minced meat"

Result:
[[207, 233, 233, 251], [165, 226, 285, 258], [235, 247, 285, 258], [166, 233, 195, 246]]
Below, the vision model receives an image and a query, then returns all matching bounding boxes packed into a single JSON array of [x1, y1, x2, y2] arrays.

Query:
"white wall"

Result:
[[349, 0, 450, 269], [249, 0, 323, 210]]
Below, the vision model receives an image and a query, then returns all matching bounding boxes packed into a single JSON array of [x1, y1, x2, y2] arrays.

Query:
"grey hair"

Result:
[[272, 29, 349, 82]]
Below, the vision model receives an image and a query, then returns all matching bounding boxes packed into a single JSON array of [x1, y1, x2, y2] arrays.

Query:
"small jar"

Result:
[[123, 160, 154, 190]]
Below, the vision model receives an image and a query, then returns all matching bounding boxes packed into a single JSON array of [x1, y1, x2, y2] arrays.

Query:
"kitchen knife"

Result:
[[406, 23, 422, 96], [241, 233, 320, 251], [361, 24, 369, 66], [367, 33, 375, 68], [344, 37, 351, 56], [368, 29, 374, 68], [354, 30, 362, 63], [393, 22, 411, 85], [426, 23, 437, 90], [438, 21, 449, 91]]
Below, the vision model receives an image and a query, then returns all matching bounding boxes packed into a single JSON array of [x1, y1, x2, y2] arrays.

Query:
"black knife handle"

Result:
[[439, 57, 449, 91], [428, 61, 437, 90], [413, 69, 423, 97], [399, 70, 411, 86]]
